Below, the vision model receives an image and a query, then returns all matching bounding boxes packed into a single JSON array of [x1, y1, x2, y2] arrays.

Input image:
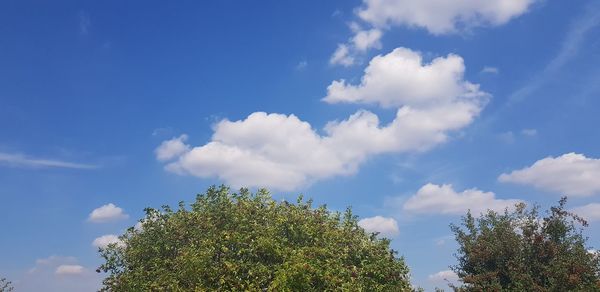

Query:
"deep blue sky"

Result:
[[1, 0, 600, 290]]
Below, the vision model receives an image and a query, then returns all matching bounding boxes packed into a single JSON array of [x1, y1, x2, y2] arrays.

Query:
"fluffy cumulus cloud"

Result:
[[155, 134, 190, 161], [88, 203, 129, 223], [358, 0, 538, 35], [358, 216, 399, 237], [403, 183, 522, 215], [571, 203, 600, 222], [324, 48, 486, 108], [499, 153, 600, 197], [330, 0, 537, 66], [158, 48, 488, 190], [92, 234, 125, 249]]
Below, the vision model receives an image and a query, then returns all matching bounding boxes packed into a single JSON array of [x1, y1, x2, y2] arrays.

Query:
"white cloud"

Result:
[[0, 152, 96, 169], [358, 216, 399, 237], [428, 269, 459, 283], [55, 265, 85, 276], [358, 0, 537, 35], [295, 60, 308, 70], [481, 66, 499, 74], [323, 48, 487, 108], [158, 48, 487, 190], [92, 234, 124, 249], [507, 1, 600, 105], [330, 44, 355, 66], [498, 131, 515, 144], [352, 28, 383, 51], [403, 183, 522, 215], [19, 256, 100, 292], [155, 134, 190, 161], [499, 153, 600, 197], [330, 0, 537, 67], [88, 203, 128, 223], [521, 128, 537, 136], [78, 11, 90, 35], [571, 203, 600, 222]]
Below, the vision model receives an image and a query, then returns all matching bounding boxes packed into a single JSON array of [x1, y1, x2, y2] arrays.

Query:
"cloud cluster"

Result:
[[331, 0, 538, 66], [88, 203, 129, 223], [358, 216, 399, 237], [499, 153, 600, 197], [158, 48, 488, 190], [403, 183, 521, 215]]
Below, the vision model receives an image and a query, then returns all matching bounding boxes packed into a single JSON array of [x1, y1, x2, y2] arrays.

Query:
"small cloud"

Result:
[[498, 131, 515, 144], [521, 128, 538, 136], [88, 203, 129, 223], [358, 216, 399, 237], [428, 270, 459, 283], [481, 66, 499, 74], [434, 235, 454, 246], [21, 256, 100, 291], [55, 265, 85, 276], [78, 11, 91, 35], [0, 152, 96, 169], [329, 44, 354, 66], [152, 127, 174, 137], [155, 135, 190, 161], [295, 60, 308, 70], [92, 234, 125, 249]]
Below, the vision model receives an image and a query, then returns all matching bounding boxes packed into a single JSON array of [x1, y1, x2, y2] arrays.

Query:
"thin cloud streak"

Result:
[[508, 1, 600, 105], [0, 152, 97, 169]]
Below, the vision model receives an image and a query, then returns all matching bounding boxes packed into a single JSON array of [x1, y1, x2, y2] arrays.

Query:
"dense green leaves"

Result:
[[98, 186, 411, 291], [450, 198, 600, 291]]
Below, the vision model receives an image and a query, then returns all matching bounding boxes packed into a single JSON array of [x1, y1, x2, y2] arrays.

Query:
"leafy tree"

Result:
[[450, 198, 600, 291], [0, 277, 13, 292], [98, 185, 412, 291]]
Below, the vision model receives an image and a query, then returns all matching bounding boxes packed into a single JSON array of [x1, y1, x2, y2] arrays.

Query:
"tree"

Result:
[[0, 277, 13, 292], [450, 198, 600, 291], [98, 185, 412, 291]]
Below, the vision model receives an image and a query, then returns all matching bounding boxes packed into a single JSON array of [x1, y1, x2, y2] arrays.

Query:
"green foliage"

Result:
[[450, 198, 600, 291], [0, 277, 13, 292], [98, 185, 411, 291]]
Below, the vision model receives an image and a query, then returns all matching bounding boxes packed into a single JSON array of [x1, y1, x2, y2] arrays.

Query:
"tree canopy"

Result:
[[450, 198, 600, 291], [98, 185, 412, 291]]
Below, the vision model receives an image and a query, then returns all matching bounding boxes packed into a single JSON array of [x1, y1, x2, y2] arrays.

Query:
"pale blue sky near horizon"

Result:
[[1, 0, 600, 290]]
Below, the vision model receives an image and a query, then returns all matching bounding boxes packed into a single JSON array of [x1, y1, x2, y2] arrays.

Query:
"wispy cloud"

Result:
[[508, 1, 600, 104], [78, 11, 91, 35], [0, 152, 96, 169]]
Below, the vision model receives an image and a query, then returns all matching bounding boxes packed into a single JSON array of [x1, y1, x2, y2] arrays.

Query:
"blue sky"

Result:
[[1, 0, 600, 290]]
